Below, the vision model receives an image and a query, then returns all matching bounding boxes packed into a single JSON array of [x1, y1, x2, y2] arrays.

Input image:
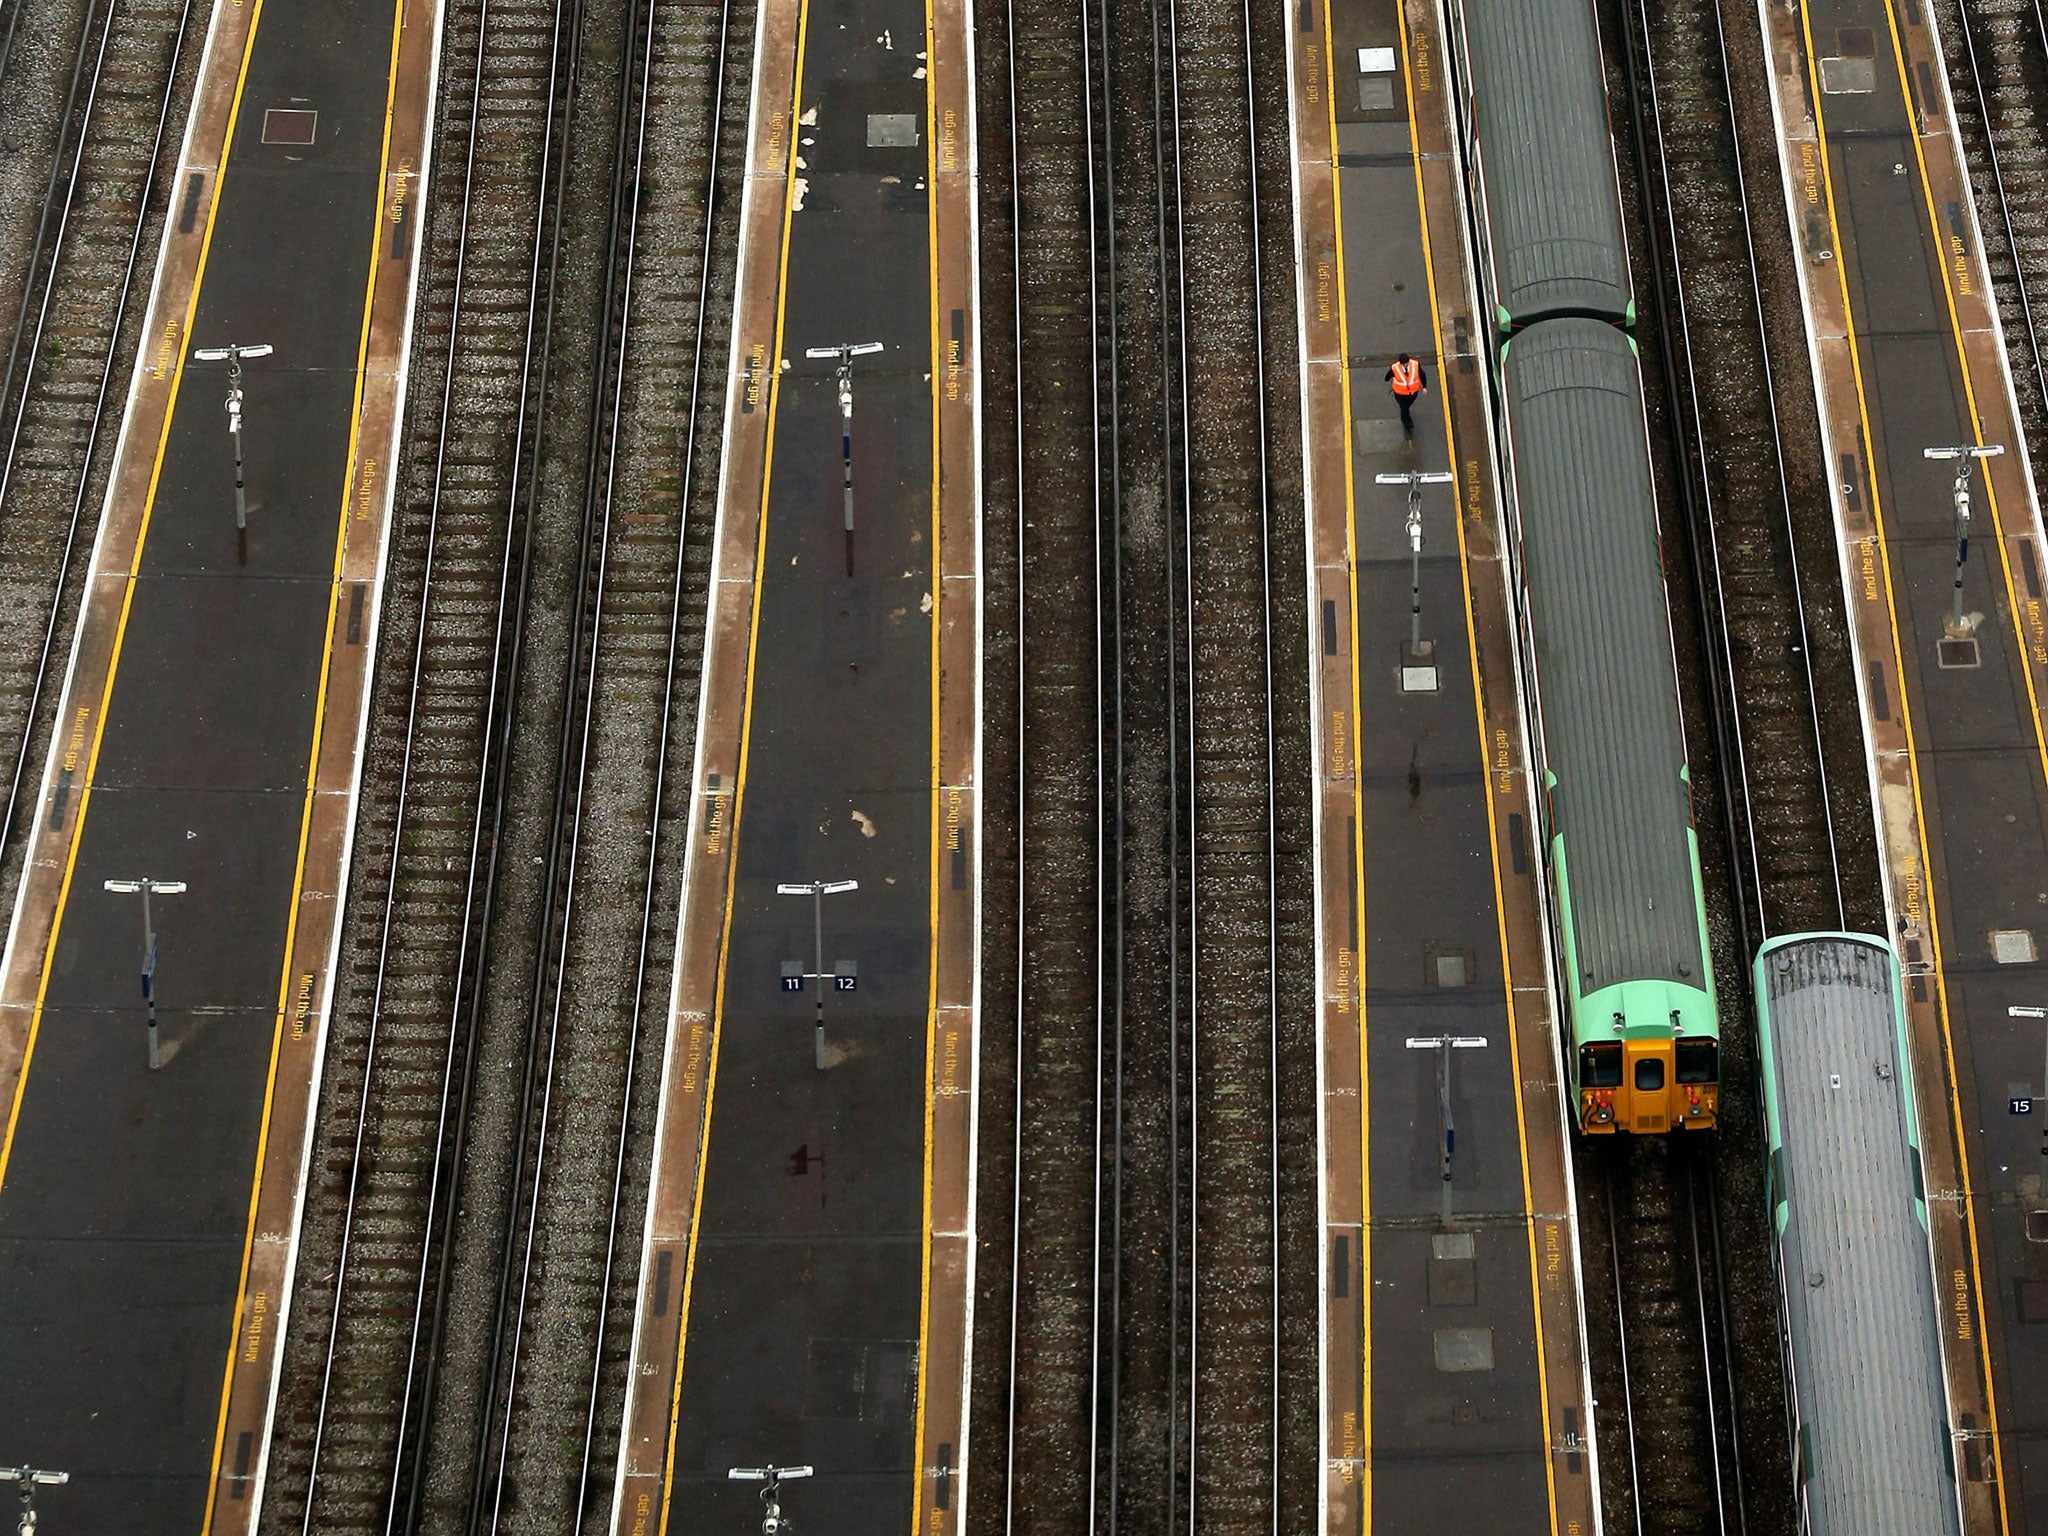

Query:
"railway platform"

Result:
[[1286, 1, 1597, 1531], [604, 0, 981, 1526], [1759, 0, 2048, 1528], [0, 0, 440, 1526]]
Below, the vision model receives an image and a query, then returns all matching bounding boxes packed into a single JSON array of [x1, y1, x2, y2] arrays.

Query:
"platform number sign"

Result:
[[780, 961, 804, 993], [2013, 1096, 2035, 1116], [834, 961, 858, 993]]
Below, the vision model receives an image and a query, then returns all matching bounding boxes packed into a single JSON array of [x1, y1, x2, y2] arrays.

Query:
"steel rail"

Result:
[[995, 0, 1117, 1511], [1618, 0, 1762, 948], [1623, 0, 1815, 1527], [291, 0, 564, 1514], [1698, 0, 1842, 930], [469, 0, 684, 1509], [1096, 0, 1132, 1509], [0, 0, 109, 477], [1605, 1175, 1645, 1536], [0, 0, 198, 848], [569, 0, 740, 1512], [1158, 0, 1280, 1510], [390, 0, 590, 1512], [1953, 0, 2048, 429]]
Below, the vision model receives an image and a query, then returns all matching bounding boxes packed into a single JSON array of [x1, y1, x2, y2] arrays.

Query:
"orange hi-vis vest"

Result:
[[1390, 358, 1421, 396]]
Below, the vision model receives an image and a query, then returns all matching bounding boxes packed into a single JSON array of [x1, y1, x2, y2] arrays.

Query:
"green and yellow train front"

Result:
[[1551, 816, 1721, 1134]]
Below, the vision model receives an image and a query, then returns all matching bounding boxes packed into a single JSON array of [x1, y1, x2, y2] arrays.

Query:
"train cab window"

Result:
[[1676, 1039, 1718, 1084], [1634, 1056, 1665, 1092], [1580, 1042, 1622, 1088]]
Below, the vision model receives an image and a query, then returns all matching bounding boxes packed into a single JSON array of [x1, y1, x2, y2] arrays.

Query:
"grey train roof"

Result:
[[1501, 318, 1702, 997], [1455, 0, 1632, 326], [1757, 936, 1960, 1536]]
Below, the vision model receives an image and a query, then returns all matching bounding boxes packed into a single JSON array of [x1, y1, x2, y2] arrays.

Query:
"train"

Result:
[[1753, 933, 1963, 1534], [1445, 0, 1720, 1132]]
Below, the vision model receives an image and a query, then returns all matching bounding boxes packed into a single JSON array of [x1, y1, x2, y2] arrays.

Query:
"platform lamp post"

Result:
[[1376, 469, 1453, 692], [104, 876, 186, 1069], [804, 341, 884, 576], [191, 342, 273, 558], [777, 878, 857, 1070], [1406, 1034, 1487, 1228], [1924, 443, 2002, 639], [1, 1464, 67, 1534], [728, 1463, 812, 1535]]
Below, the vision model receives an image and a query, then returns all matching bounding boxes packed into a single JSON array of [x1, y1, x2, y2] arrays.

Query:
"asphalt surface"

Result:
[[1811, 0, 2048, 1520], [1328, 2, 1557, 1525], [658, 5, 939, 1531], [0, 0, 399, 1527]]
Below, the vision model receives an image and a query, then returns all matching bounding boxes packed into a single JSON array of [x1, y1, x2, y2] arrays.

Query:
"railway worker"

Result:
[[1386, 352, 1427, 438]]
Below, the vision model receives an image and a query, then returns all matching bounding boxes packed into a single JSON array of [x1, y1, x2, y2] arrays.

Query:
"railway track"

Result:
[[1933, 0, 2048, 471], [1598, 1137, 1747, 1536], [262, 0, 748, 1522], [969, 0, 1306, 1506], [1162, 0, 1290, 1513], [967, 0, 1116, 1518], [1586, 0, 1897, 1529], [0, 0, 199, 885]]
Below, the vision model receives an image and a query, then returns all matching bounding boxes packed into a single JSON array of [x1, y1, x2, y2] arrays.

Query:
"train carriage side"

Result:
[[1444, 0, 1634, 331], [1499, 319, 1719, 1132], [1753, 933, 1961, 1535]]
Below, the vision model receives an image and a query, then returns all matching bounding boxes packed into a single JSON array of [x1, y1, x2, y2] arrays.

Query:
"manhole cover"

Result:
[[1819, 55, 1875, 94], [1433, 1326, 1494, 1373], [867, 113, 919, 147], [1993, 929, 2037, 965], [1938, 637, 1981, 669], [1353, 417, 1406, 455]]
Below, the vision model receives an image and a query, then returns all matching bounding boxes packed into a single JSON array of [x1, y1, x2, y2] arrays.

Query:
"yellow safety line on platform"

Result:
[[1317, 0, 1370, 1516], [0, 0, 274, 1202], [905, 0, 944, 1516], [655, 0, 814, 1521], [199, 0, 409, 1524], [1392, 1, 1560, 1527], [1882, 7, 2048, 791], [1798, 4, 2009, 1527]]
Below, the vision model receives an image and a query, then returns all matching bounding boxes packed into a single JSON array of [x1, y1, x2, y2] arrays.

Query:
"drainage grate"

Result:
[[1427, 943, 1475, 987], [1938, 637, 1981, 669], [261, 108, 317, 145]]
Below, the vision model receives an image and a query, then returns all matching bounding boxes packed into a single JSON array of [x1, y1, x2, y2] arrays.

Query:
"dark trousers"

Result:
[[1395, 390, 1419, 434]]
